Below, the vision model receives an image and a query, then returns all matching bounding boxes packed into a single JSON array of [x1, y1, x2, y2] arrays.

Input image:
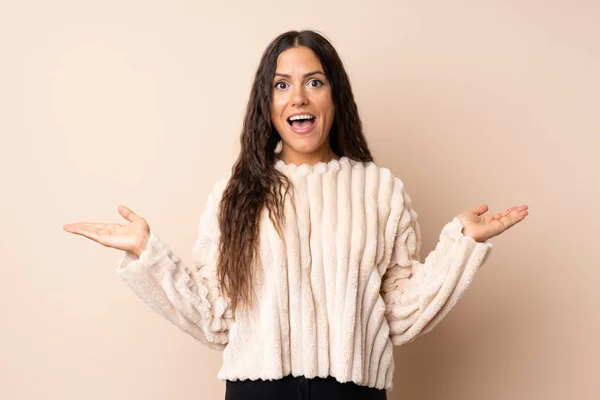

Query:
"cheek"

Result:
[[320, 100, 335, 124], [271, 98, 288, 135], [271, 94, 288, 115], [316, 93, 334, 118]]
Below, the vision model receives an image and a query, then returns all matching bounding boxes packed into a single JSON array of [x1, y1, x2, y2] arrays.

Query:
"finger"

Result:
[[493, 206, 520, 220], [65, 225, 102, 242], [118, 205, 138, 222], [515, 208, 529, 220], [77, 222, 110, 229], [503, 206, 529, 221], [499, 211, 527, 229], [64, 222, 110, 232]]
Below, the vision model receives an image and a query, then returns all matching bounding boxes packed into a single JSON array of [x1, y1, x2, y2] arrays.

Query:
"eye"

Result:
[[274, 81, 288, 90], [308, 79, 323, 88]]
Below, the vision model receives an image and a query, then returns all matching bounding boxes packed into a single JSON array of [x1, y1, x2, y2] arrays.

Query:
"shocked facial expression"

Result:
[[270, 46, 335, 161]]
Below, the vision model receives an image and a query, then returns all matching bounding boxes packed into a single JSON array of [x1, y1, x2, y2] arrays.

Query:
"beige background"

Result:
[[1, 0, 598, 399]]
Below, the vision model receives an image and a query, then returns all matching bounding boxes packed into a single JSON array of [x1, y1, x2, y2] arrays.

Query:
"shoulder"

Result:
[[206, 170, 233, 201], [351, 159, 408, 192], [354, 161, 415, 219], [212, 174, 231, 197], [195, 170, 232, 224]]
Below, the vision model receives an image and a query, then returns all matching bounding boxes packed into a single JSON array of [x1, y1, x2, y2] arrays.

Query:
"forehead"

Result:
[[275, 46, 324, 74]]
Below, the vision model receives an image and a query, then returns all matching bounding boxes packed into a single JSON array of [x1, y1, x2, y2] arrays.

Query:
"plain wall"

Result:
[[1, 0, 598, 399]]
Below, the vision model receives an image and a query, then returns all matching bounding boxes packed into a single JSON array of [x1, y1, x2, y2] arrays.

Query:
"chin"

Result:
[[289, 139, 325, 154]]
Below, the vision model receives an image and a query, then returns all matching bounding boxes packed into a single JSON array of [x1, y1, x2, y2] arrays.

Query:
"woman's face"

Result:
[[270, 46, 335, 163]]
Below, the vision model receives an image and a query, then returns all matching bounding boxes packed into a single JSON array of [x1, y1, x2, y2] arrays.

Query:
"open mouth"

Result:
[[287, 114, 316, 133]]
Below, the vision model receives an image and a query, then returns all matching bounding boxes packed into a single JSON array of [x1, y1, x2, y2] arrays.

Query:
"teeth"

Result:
[[288, 114, 314, 121]]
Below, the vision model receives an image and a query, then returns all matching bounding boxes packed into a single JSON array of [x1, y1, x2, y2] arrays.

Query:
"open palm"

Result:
[[63, 205, 151, 258], [458, 204, 529, 243]]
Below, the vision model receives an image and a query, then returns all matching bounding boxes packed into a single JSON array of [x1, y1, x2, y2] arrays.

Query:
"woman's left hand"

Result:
[[457, 204, 529, 243]]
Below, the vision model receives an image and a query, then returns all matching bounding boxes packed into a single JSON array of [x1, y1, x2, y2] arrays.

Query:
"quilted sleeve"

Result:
[[116, 180, 233, 351], [380, 182, 493, 346]]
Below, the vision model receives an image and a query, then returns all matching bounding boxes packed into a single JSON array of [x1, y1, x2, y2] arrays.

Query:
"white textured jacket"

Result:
[[117, 157, 493, 392]]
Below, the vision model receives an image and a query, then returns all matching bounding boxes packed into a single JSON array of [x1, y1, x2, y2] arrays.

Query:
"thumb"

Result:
[[469, 204, 489, 216], [118, 205, 139, 222]]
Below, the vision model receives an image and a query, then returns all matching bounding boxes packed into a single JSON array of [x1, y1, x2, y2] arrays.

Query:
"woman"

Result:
[[64, 30, 529, 399]]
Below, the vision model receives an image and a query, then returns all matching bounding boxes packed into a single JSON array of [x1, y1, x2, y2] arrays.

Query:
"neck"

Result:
[[278, 145, 340, 166]]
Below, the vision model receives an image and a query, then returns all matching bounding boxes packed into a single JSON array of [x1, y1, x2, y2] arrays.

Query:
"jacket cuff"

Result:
[[442, 216, 494, 250]]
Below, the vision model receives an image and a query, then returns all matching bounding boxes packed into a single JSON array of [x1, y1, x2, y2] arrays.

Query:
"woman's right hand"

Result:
[[63, 205, 151, 258]]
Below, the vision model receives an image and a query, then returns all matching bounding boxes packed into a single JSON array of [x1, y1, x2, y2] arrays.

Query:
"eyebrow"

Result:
[[274, 70, 326, 78]]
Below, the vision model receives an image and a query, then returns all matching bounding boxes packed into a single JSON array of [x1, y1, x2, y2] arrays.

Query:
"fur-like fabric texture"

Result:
[[117, 157, 493, 392]]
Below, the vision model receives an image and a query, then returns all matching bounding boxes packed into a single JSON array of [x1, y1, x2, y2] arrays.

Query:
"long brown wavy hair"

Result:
[[217, 30, 374, 316]]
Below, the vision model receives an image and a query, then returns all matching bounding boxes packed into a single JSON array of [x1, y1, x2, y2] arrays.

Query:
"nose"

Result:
[[291, 85, 308, 107]]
